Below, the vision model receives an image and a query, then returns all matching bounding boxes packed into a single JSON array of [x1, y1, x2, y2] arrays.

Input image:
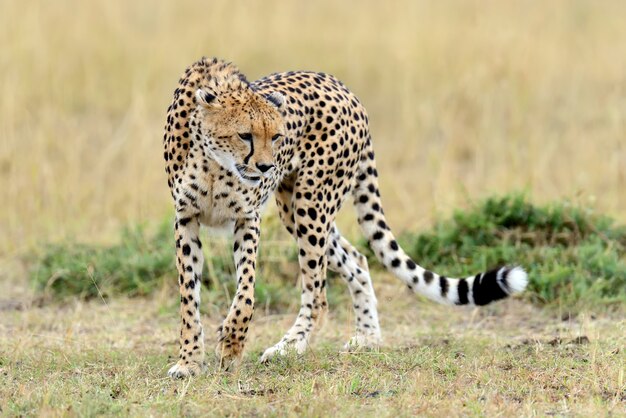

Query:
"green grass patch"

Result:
[[29, 217, 300, 308], [388, 194, 626, 310], [30, 194, 626, 310], [30, 221, 174, 299]]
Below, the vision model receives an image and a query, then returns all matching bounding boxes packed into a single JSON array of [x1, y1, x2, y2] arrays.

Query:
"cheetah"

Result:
[[163, 57, 528, 378]]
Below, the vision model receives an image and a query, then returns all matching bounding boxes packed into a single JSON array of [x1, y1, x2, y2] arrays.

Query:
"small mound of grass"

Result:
[[389, 194, 626, 310], [31, 221, 174, 299], [30, 194, 626, 311], [30, 218, 300, 307]]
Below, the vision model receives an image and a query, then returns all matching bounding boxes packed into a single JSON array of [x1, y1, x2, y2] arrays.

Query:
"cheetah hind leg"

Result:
[[327, 226, 382, 351], [260, 190, 335, 363], [311, 263, 329, 332]]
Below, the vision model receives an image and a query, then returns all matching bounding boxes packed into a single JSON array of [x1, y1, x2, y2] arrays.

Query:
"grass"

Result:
[[28, 215, 304, 312], [1, 282, 624, 416], [395, 194, 626, 310], [18, 194, 626, 415], [3, 1, 626, 416], [30, 221, 175, 299], [30, 194, 626, 313]]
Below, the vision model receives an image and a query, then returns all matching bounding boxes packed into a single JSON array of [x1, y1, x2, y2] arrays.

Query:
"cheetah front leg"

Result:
[[215, 215, 261, 370], [168, 216, 206, 378]]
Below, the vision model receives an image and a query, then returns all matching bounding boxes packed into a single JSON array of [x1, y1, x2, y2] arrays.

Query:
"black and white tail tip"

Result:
[[472, 266, 528, 306]]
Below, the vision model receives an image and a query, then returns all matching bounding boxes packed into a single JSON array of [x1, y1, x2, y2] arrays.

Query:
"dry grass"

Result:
[[1, 0, 626, 255], [2, 1, 626, 416], [1, 275, 624, 416]]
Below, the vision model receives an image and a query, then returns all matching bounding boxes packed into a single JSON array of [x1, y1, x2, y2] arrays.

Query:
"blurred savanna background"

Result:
[[3, 0, 626, 253], [1, 1, 625, 416]]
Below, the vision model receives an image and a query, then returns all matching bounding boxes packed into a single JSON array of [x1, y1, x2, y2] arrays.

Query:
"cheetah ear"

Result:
[[264, 92, 285, 110], [195, 88, 222, 110]]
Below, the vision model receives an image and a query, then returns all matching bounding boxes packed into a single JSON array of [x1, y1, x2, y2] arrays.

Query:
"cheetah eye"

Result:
[[272, 134, 282, 142], [238, 133, 253, 141]]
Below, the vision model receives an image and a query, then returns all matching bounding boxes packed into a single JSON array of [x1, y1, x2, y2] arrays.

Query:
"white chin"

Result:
[[205, 149, 261, 187], [239, 176, 261, 187], [235, 167, 262, 186]]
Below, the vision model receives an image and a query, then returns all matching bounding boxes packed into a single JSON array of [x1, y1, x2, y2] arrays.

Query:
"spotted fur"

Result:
[[163, 57, 528, 377]]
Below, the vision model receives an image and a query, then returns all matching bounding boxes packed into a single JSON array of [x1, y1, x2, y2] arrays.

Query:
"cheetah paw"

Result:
[[259, 338, 308, 363], [215, 341, 243, 371], [167, 360, 204, 378], [343, 334, 382, 352]]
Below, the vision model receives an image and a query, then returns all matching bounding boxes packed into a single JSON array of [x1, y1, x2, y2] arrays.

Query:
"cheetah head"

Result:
[[193, 86, 285, 186]]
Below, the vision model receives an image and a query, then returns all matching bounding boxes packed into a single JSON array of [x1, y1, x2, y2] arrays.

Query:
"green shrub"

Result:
[[31, 221, 175, 299], [30, 194, 626, 310], [384, 194, 626, 309], [30, 218, 297, 301]]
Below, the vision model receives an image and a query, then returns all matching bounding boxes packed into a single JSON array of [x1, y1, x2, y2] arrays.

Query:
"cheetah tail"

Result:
[[353, 139, 528, 306]]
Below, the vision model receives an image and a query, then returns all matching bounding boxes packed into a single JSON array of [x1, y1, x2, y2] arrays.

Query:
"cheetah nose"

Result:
[[256, 163, 275, 174]]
